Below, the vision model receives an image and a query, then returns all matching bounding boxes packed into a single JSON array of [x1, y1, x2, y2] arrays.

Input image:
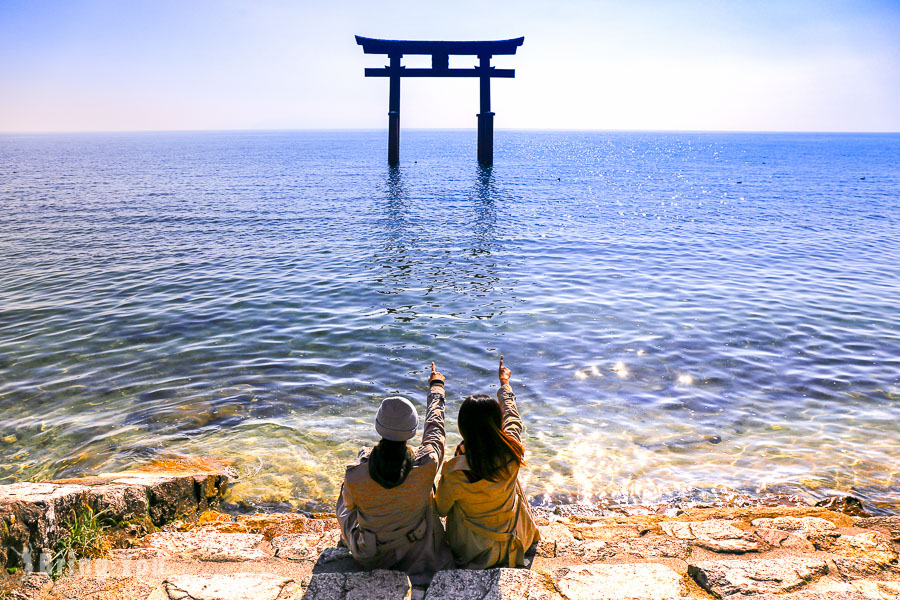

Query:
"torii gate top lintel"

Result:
[[355, 35, 524, 57], [356, 34, 524, 165]]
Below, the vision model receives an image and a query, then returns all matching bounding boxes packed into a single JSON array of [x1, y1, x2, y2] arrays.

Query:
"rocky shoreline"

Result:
[[1, 466, 898, 599]]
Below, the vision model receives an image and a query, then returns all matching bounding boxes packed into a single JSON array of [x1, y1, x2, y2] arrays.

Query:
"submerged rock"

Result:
[[815, 496, 869, 517]]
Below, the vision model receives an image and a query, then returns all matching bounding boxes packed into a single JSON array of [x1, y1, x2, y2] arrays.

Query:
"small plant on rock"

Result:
[[51, 505, 111, 578]]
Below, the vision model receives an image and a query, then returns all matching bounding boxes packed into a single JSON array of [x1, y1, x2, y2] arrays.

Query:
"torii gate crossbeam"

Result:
[[356, 35, 525, 165]]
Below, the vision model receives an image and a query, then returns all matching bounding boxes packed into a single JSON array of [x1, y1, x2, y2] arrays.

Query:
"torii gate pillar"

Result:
[[388, 53, 401, 165], [356, 36, 524, 166], [477, 54, 494, 164]]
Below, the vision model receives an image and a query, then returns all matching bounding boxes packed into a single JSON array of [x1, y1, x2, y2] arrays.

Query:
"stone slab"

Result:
[[146, 531, 272, 561], [272, 533, 338, 562], [303, 570, 411, 600], [661, 519, 764, 553], [855, 517, 900, 543], [689, 556, 828, 597], [570, 523, 647, 541], [752, 516, 840, 550], [833, 532, 898, 564], [554, 563, 688, 599], [43, 575, 155, 600], [425, 568, 555, 600], [149, 574, 294, 600]]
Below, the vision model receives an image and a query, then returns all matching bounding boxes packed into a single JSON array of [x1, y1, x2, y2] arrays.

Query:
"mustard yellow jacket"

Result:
[[435, 384, 540, 569]]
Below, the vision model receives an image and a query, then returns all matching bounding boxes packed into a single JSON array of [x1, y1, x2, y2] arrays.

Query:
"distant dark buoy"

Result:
[[736, 181, 742, 184], [860, 176, 865, 180], [557, 177, 561, 181]]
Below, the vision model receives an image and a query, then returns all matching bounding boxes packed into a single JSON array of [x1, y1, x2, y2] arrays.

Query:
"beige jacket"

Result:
[[336, 384, 455, 585], [435, 384, 540, 569]]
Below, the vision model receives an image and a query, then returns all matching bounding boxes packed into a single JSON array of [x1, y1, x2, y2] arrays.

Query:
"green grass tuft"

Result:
[[51, 505, 111, 578]]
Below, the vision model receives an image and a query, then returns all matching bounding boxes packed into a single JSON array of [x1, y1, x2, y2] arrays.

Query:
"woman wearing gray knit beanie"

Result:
[[336, 361, 455, 585]]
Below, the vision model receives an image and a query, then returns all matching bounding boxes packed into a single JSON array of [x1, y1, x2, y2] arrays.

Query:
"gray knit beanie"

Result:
[[375, 396, 418, 441]]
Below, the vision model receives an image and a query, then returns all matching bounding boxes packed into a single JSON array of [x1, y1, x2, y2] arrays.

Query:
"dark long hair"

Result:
[[369, 438, 411, 488], [458, 394, 525, 482]]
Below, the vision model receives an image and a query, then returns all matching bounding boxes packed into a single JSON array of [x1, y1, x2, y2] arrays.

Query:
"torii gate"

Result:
[[355, 35, 524, 165]]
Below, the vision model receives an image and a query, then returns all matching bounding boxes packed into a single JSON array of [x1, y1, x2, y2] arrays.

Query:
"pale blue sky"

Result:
[[2, 0, 898, 132]]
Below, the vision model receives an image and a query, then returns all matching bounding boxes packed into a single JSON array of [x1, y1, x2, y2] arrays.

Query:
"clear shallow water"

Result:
[[1, 130, 898, 512]]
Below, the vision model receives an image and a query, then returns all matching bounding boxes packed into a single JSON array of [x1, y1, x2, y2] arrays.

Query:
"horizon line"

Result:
[[2, 127, 899, 135]]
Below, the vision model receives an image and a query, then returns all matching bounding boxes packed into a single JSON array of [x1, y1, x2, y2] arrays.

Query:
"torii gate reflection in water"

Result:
[[355, 35, 524, 165]]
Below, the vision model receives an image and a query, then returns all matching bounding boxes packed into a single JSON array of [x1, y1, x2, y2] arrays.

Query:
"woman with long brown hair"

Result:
[[435, 356, 540, 568]]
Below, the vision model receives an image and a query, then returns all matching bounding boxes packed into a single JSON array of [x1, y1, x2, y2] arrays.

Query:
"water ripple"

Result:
[[1, 131, 899, 512]]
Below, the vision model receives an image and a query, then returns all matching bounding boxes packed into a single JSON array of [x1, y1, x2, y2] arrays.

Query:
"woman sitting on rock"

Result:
[[336, 362, 454, 585], [435, 356, 540, 569]]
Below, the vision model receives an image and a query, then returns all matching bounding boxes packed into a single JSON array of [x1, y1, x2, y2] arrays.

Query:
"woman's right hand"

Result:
[[498, 355, 511, 385], [429, 361, 445, 385]]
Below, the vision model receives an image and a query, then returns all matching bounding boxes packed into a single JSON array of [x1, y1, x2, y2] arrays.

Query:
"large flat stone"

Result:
[[554, 563, 688, 599], [827, 531, 899, 579], [728, 577, 900, 599], [620, 535, 691, 560], [802, 577, 900, 600], [833, 532, 898, 564], [535, 524, 576, 558], [43, 576, 155, 600], [661, 519, 764, 553], [425, 568, 555, 600], [689, 557, 828, 597], [149, 574, 294, 600], [303, 570, 411, 600], [272, 531, 339, 562], [855, 517, 900, 543], [538, 523, 688, 561], [752, 516, 840, 550], [570, 523, 647, 541], [146, 531, 272, 561]]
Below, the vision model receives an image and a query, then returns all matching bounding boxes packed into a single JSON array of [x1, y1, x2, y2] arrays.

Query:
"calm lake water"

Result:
[[1, 131, 898, 513]]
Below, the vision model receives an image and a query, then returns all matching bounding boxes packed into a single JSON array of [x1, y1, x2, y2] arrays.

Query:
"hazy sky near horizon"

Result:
[[2, 0, 899, 132]]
